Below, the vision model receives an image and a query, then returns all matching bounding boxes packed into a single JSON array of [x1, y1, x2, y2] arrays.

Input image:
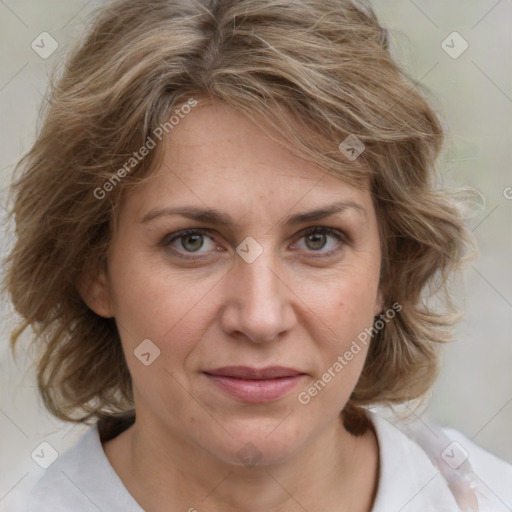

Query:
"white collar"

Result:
[[30, 412, 509, 511], [370, 412, 461, 511]]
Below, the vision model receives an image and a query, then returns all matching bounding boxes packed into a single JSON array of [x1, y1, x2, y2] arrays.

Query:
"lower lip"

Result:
[[204, 373, 305, 403]]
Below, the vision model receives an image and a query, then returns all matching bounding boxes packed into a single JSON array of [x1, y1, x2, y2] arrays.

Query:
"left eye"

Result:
[[292, 227, 344, 252]]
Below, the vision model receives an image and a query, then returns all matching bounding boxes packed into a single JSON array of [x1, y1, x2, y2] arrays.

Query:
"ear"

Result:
[[77, 264, 114, 318], [374, 287, 385, 317]]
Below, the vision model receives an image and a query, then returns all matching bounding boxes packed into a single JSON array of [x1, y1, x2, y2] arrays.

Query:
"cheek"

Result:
[[295, 265, 379, 398], [302, 266, 380, 337], [108, 243, 217, 341], [107, 248, 226, 398], [295, 275, 376, 412]]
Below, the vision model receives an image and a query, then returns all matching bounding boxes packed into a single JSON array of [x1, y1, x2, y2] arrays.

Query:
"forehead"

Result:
[[122, 101, 373, 224]]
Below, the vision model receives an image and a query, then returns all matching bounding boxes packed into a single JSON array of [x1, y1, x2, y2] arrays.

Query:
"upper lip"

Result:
[[204, 366, 305, 380]]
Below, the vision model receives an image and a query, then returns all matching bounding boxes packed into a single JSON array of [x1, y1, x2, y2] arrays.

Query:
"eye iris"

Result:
[[305, 232, 327, 250], [181, 234, 204, 252]]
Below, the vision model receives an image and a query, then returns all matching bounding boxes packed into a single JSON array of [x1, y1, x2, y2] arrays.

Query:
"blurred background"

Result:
[[1, 1, 511, 510]]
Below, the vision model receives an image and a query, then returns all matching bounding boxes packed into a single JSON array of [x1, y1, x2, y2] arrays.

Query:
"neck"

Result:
[[103, 413, 379, 512]]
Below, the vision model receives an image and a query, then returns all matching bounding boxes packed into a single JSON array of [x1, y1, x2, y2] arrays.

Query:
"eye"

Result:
[[163, 229, 217, 256], [292, 227, 346, 254], [161, 226, 347, 260]]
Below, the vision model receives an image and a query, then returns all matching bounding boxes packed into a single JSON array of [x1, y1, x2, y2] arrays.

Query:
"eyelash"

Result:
[[161, 227, 348, 260]]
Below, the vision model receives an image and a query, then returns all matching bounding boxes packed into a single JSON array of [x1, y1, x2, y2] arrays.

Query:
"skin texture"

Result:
[[82, 100, 383, 512]]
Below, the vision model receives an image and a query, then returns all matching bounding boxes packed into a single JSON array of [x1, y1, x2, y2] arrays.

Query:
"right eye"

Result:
[[163, 229, 218, 257]]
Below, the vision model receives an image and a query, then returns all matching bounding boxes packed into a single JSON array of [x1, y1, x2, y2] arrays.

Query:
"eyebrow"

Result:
[[140, 200, 367, 226]]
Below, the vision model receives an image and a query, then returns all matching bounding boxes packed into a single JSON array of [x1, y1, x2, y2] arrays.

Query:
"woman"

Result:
[[4, 0, 511, 510]]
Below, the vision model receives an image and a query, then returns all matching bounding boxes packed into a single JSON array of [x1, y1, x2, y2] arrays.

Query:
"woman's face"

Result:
[[94, 101, 383, 466]]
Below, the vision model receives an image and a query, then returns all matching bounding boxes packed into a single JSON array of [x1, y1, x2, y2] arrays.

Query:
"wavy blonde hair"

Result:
[[4, 0, 474, 435]]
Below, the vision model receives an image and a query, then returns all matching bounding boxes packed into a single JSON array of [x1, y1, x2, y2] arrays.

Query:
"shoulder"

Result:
[[443, 427, 512, 509], [369, 412, 512, 512], [28, 424, 142, 512]]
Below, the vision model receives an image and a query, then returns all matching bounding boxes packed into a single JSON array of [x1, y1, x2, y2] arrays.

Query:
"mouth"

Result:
[[203, 366, 306, 403]]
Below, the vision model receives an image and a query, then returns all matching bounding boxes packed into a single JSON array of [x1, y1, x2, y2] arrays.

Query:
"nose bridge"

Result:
[[222, 248, 293, 342], [244, 257, 281, 308]]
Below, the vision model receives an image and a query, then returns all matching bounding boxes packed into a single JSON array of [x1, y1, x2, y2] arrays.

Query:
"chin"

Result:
[[203, 422, 308, 469]]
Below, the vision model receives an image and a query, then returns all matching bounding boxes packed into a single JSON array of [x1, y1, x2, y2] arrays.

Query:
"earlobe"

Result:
[[374, 288, 385, 316], [77, 266, 114, 318]]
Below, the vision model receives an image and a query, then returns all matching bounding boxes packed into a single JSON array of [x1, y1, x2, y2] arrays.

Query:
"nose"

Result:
[[220, 251, 296, 343]]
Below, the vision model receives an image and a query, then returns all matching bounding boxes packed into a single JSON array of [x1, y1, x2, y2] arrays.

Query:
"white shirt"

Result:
[[28, 413, 512, 511]]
